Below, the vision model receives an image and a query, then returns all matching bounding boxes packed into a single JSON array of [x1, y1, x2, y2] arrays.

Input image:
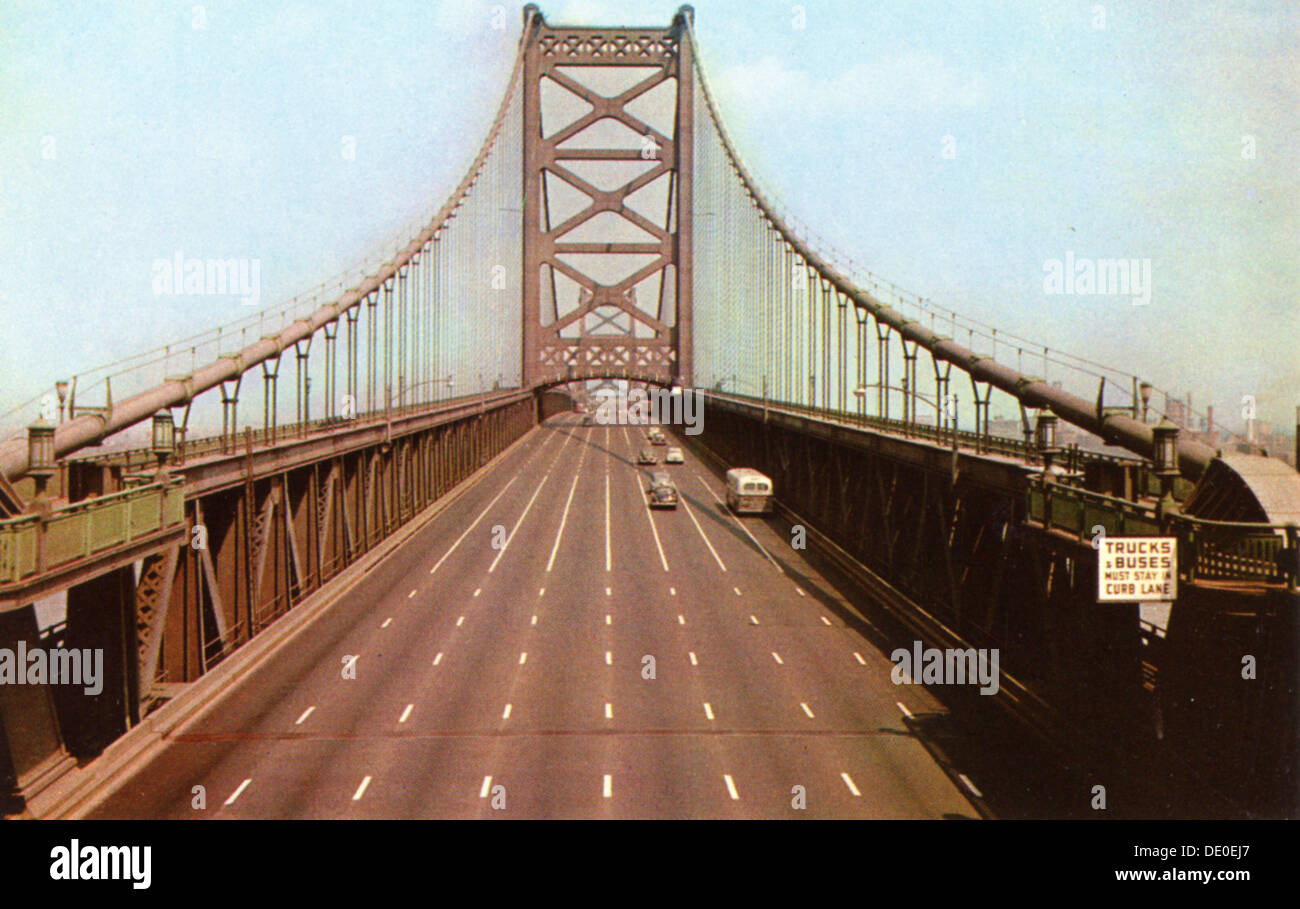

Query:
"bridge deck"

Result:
[[81, 415, 985, 819]]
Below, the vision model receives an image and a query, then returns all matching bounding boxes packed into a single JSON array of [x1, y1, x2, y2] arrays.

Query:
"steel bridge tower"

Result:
[[519, 5, 695, 389]]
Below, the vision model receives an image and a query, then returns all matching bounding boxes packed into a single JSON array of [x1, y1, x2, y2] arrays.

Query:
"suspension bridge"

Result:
[[1, 5, 1296, 820]]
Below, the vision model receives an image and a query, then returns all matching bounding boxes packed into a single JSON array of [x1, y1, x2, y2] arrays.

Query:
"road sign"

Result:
[[1097, 536, 1177, 602]]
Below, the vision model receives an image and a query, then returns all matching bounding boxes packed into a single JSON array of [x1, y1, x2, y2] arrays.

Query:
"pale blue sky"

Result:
[[1, 0, 1296, 430]]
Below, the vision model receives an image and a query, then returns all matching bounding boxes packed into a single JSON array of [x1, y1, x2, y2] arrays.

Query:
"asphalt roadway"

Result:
[[87, 415, 982, 819]]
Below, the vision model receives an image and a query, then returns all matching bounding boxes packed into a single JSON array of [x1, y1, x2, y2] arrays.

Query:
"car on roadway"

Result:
[[637, 448, 658, 465], [664, 446, 684, 464], [647, 472, 678, 509], [647, 427, 667, 445]]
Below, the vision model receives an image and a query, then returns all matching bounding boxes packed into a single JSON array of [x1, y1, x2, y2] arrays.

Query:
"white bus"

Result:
[[725, 468, 774, 514]]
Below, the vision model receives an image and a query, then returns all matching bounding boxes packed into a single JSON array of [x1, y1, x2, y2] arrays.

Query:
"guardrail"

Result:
[[705, 390, 1149, 472], [66, 389, 523, 476], [0, 477, 186, 584]]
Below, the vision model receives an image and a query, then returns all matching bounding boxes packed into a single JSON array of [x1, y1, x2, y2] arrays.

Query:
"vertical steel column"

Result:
[[366, 293, 378, 414], [261, 353, 281, 446], [855, 306, 868, 425], [323, 320, 338, 420], [397, 267, 408, 408], [519, 7, 542, 387], [901, 337, 918, 429], [345, 306, 359, 417], [294, 337, 311, 438], [383, 278, 394, 413], [220, 376, 241, 454], [875, 320, 892, 420]]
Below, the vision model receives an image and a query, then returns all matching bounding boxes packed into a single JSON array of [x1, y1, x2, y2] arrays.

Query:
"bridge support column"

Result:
[[875, 320, 892, 420], [294, 337, 311, 439], [220, 377, 241, 455], [261, 352, 282, 446], [323, 320, 338, 421], [901, 337, 919, 431]]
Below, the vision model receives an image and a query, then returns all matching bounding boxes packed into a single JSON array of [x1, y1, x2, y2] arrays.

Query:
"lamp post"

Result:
[[55, 380, 69, 423], [151, 410, 175, 479], [1152, 418, 1180, 521], [27, 418, 55, 510], [1138, 381, 1153, 423], [1035, 412, 1059, 473]]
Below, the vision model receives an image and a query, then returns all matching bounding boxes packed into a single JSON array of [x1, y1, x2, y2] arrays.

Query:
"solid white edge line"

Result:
[[428, 477, 519, 575], [636, 475, 671, 572], [488, 473, 549, 573], [680, 494, 727, 571], [959, 774, 983, 798], [547, 471, 581, 572]]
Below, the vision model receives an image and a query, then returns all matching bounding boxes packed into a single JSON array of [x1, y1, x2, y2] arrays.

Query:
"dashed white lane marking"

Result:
[[456, 615, 465, 627], [853, 652, 866, 665], [488, 474, 549, 573], [432, 652, 443, 666], [958, 774, 983, 798], [429, 477, 519, 576], [604, 651, 612, 665], [351, 776, 372, 801], [408, 589, 417, 599], [637, 476, 671, 572], [689, 651, 698, 666], [695, 474, 783, 572], [749, 615, 759, 625], [771, 652, 784, 665], [680, 495, 727, 571], [380, 617, 392, 629], [841, 772, 862, 797], [294, 706, 315, 726], [547, 471, 581, 572], [677, 615, 686, 625], [530, 614, 538, 626], [670, 587, 676, 595], [733, 586, 742, 596], [800, 702, 815, 718], [502, 703, 512, 719], [604, 702, 613, 719], [604, 474, 612, 572], [723, 774, 739, 800], [603, 774, 612, 798], [796, 587, 806, 597], [473, 588, 481, 598], [703, 702, 714, 720], [519, 652, 528, 665], [398, 704, 413, 724], [538, 587, 545, 597], [605, 586, 612, 596], [897, 701, 914, 719], [820, 616, 832, 626], [480, 775, 493, 798], [224, 779, 252, 806]]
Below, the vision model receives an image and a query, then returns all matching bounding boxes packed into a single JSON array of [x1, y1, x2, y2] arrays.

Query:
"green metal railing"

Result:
[[0, 478, 185, 584], [1027, 481, 1299, 589]]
